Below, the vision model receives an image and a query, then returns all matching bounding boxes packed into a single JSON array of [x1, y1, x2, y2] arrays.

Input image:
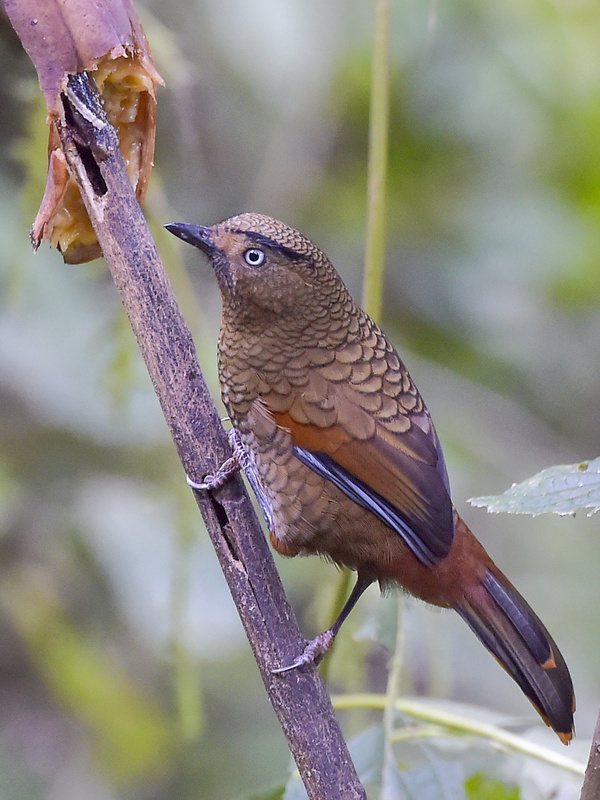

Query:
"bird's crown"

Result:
[[219, 213, 325, 264]]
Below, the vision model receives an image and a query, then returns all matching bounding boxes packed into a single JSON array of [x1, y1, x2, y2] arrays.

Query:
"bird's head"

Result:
[[166, 213, 348, 326]]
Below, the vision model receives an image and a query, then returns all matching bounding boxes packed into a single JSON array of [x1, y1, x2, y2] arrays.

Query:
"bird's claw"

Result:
[[186, 430, 275, 530], [187, 429, 250, 491], [186, 454, 241, 491], [272, 630, 336, 674]]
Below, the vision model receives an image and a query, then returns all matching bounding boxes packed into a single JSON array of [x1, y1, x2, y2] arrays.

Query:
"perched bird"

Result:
[[166, 213, 575, 743]]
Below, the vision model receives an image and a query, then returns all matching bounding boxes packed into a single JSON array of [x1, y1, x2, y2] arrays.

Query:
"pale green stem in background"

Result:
[[325, 0, 391, 666], [319, 568, 352, 681], [381, 598, 406, 798], [363, 0, 390, 323], [331, 693, 586, 777], [324, 0, 392, 687], [364, 7, 404, 793]]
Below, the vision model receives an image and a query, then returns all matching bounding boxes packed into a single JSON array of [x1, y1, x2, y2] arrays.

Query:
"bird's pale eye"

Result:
[[243, 248, 266, 267]]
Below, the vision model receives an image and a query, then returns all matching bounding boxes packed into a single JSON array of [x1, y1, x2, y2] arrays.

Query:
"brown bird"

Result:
[[166, 212, 575, 744]]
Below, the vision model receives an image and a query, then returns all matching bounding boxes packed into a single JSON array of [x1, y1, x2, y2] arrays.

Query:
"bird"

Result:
[[165, 212, 575, 744]]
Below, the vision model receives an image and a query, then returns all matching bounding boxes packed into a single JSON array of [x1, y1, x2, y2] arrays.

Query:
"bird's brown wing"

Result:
[[269, 390, 455, 567]]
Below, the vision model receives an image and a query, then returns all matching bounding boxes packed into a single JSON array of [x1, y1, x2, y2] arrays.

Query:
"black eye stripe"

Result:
[[232, 229, 305, 261]]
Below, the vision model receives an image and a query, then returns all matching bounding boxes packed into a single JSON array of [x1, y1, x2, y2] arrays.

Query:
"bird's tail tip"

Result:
[[456, 568, 575, 744]]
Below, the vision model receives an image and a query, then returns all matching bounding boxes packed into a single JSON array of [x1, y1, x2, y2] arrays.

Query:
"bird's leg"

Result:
[[273, 572, 374, 673], [187, 430, 275, 529], [187, 428, 246, 491]]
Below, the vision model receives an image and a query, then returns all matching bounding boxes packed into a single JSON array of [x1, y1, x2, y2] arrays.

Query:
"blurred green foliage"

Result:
[[465, 773, 520, 800], [1, 0, 599, 798], [1, 567, 174, 781]]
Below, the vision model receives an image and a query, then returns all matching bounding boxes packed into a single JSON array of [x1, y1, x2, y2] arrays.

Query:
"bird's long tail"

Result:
[[455, 568, 575, 743]]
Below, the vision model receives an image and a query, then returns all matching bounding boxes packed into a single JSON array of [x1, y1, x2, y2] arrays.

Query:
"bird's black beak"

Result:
[[165, 222, 217, 257]]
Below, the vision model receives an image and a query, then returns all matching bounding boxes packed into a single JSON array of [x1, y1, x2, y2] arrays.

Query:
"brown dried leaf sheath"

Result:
[[5, 0, 163, 263]]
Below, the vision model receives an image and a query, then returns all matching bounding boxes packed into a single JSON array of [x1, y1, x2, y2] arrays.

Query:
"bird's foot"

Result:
[[186, 454, 241, 491], [187, 430, 275, 529], [272, 630, 336, 673], [187, 430, 247, 490]]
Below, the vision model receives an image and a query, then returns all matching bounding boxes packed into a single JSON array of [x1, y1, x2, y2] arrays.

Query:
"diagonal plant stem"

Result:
[[46, 71, 366, 800], [580, 707, 600, 800]]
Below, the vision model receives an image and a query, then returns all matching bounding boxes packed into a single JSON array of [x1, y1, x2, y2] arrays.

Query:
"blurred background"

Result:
[[1, 0, 599, 797]]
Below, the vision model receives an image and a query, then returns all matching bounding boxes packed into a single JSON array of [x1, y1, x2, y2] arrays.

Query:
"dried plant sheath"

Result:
[[6, 0, 162, 263]]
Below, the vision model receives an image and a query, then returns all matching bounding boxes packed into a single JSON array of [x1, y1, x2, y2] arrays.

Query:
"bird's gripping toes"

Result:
[[166, 213, 575, 744]]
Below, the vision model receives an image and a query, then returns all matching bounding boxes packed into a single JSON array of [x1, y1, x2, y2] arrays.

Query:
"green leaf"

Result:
[[249, 785, 286, 800], [395, 756, 467, 800], [465, 773, 520, 800], [355, 592, 399, 652], [349, 723, 384, 787], [469, 457, 600, 516]]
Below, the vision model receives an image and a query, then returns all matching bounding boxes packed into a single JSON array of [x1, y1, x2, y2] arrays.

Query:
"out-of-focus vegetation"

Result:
[[1, 0, 599, 798], [472, 456, 600, 517]]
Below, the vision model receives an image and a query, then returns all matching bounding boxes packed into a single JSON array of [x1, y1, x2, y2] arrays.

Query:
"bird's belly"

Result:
[[234, 407, 485, 609], [248, 443, 472, 608]]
